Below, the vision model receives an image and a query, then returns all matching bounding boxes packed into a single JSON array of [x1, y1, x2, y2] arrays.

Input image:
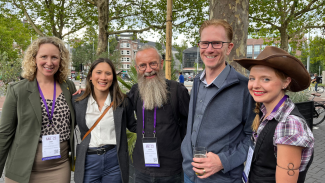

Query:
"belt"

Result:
[[87, 145, 115, 155]]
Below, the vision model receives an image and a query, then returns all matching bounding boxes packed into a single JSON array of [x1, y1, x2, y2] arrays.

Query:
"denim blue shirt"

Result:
[[191, 65, 230, 146]]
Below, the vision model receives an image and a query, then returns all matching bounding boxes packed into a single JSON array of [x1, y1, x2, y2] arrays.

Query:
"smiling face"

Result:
[[135, 48, 163, 79], [199, 25, 234, 71], [35, 43, 61, 79], [248, 65, 291, 108], [90, 62, 113, 96]]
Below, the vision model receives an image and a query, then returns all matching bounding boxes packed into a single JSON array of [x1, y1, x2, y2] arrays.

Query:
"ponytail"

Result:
[[252, 102, 261, 132]]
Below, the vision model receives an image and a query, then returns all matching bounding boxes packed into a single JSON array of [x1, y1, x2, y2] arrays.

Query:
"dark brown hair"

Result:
[[76, 58, 125, 110]]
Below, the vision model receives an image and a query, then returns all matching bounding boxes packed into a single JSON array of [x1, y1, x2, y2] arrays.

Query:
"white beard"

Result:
[[137, 69, 168, 110]]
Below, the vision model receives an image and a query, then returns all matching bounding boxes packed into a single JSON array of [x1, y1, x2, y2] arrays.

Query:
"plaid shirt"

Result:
[[254, 98, 314, 171]]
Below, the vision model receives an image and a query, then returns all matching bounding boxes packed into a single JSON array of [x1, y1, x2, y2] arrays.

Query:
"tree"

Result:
[[209, 0, 249, 74], [173, 40, 188, 70], [249, 0, 325, 52], [0, 51, 22, 95], [85, 0, 208, 55], [3, 0, 97, 39], [0, 12, 35, 60], [300, 36, 325, 74]]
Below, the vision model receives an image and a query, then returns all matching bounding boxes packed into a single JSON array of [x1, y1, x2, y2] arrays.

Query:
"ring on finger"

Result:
[[203, 168, 206, 175]]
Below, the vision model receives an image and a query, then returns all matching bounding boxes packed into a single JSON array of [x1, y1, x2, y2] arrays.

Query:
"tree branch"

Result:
[[249, 16, 280, 29], [109, 24, 166, 35], [293, 0, 319, 17], [85, 0, 96, 6], [14, 0, 45, 37], [62, 22, 88, 38]]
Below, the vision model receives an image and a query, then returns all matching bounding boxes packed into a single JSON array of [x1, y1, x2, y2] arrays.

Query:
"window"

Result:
[[123, 64, 131, 69], [254, 45, 260, 55], [121, 50, 131, 55], [247, 45, 252, 54], [120, 42, 130, 48], [127, 64, 130, 69], [121, 57, 131, 62]]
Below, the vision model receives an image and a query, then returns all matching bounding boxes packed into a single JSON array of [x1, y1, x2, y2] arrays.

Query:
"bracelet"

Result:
[[277, 163, 299, 176]]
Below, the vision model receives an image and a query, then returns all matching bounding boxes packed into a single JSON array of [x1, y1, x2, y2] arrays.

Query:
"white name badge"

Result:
[[242, 146, 254, 183], [142, 137, 160, 167], [42, 134, 61, 161]]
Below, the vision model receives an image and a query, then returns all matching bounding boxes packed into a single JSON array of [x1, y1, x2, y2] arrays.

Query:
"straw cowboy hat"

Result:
[[234, 46, 310, 92]]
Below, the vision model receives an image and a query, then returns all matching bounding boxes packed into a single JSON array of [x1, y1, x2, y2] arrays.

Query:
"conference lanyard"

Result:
[[37, 81, 56, 126], [142, 102, 160, 167], [142, 102, 157, 138]]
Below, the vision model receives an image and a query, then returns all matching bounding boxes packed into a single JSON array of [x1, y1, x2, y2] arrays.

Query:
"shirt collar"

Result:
[[260, 98, 294, 122], [199, 63, 230, 88], [89, 93, 112, 106]]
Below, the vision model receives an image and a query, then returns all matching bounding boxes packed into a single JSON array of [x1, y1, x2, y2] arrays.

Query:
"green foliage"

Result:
[[126, 129, 137, 162], [173, 40, 188, 66], [1, 0, 97, 39], [0, 51, 22, 96], [287, 90, 310, 103], [0, 13, 35, 60], [299, 36, 325, 74], [249, 0, 325, 51]]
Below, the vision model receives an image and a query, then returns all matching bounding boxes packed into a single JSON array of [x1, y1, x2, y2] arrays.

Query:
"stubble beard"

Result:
[[138, 68, 168, 110]]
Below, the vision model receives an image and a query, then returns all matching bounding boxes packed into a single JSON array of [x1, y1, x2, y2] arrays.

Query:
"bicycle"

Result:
[[316, 86, 325, 93], [310, 93, 325, 126]]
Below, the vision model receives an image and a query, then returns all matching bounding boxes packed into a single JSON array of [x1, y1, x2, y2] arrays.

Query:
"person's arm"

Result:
[[0, 84, 18, 176], [178, 84, 190, 140], [125, 97, 137, 133], [276, 145, 303, 183]]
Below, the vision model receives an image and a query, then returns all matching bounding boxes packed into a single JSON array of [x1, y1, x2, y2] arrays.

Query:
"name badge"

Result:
[[242, 145, 255, 183], [142, 137, 160, 167], [42, 134, 61, 161]]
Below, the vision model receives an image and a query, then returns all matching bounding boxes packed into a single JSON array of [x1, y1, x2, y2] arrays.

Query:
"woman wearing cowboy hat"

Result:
[[234, 46, 314, 183]]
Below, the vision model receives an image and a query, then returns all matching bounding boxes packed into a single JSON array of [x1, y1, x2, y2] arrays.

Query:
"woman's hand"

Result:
[[72, 88, 85, 95]]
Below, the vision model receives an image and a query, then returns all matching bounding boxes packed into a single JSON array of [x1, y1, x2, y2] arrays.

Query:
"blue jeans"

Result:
[[184, 173, 194, 183], [315, 83, 318, 91], [134, 169, 182, 183], [84, 146, 122, 183]]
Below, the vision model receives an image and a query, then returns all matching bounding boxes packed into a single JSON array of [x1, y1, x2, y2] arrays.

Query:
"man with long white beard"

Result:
[[127, 45, 190, 183]]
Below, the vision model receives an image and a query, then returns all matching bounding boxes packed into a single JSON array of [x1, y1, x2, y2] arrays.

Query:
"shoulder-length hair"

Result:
[[76, 58, 125, 110], [21, 37, 70, 83]]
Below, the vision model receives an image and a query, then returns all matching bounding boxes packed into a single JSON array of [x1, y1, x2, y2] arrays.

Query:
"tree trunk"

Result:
[[280, 28, 289, 52], [209, 0, 249, 75], [96, 0, 109, 56]]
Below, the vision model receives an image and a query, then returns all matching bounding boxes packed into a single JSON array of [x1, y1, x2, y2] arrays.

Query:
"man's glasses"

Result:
[[198, 41, 231, 49], [137, 62, 158, 71]]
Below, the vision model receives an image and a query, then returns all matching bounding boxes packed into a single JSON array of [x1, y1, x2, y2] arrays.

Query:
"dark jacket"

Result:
[[181, 66, 255, 183], [72, 93, 136, 183], [0, 79, 76, 183], [127, 80, 190, 176]]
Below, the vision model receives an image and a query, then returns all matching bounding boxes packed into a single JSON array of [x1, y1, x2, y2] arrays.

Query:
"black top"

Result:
[[315, 76, 321, 83], [249, 107, 312, 183], [127, 80, 190, 176]]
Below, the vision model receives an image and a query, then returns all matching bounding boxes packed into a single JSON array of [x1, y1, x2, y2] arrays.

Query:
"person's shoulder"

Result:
[[72, 92, 86, 103], [229, 66, 248, 82], [8, 79, 32, 92]]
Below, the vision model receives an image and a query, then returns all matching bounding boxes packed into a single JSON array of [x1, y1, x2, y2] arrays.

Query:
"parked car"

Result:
[[187, 75, 194, 81]]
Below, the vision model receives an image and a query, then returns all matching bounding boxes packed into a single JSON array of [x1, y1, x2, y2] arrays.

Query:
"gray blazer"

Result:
[[72, 93, 136, 183]]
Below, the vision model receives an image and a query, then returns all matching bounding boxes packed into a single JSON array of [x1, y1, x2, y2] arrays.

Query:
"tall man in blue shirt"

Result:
[[181, 19, 255, 183]]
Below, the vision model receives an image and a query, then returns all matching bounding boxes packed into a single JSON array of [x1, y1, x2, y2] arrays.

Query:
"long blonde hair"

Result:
[[21, 37, 70, 83]]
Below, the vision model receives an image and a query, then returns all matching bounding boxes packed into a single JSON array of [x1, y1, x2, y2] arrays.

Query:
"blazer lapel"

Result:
[[113, 107, 123, 152], [60, 81, 75, 122], [28, 79, 42, 125]]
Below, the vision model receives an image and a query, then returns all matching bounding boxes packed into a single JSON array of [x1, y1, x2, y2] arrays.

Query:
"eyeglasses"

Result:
[[198, 41, 231, 49], [137, 62, 159, 71]]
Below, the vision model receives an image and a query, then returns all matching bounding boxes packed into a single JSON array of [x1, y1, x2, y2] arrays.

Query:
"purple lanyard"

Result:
[[253, 95, 288, 139], [37, 81, 56, 126], [142, 102, 157, 138]]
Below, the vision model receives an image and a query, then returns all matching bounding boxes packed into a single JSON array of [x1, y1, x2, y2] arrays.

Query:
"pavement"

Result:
[[1, 82, 325, 182]]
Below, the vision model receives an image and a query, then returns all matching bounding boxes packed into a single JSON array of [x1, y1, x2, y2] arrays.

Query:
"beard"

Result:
[[137, 69, 168, 110]]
